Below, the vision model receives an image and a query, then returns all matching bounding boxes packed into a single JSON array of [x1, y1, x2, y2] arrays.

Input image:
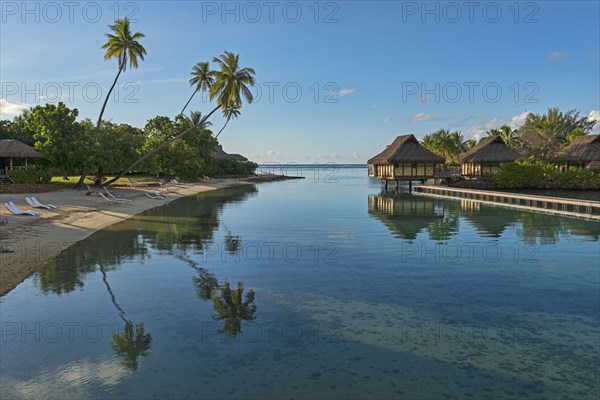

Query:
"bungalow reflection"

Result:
[[368, 192, 600, 245], [367, 192, 459, 241]]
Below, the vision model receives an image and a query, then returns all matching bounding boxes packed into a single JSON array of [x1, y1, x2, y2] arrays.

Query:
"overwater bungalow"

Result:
[[555, 134, 600, 171], [367, 134, 445, 189], [458, 136, 523, 178]]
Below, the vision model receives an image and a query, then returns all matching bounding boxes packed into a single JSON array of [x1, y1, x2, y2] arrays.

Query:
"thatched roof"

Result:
[[459, 136, 523, 163], [368, 134, 445, 164], [556, 134, 600, 163], [586, 160, 600, 172], [0, 140, 43, 158], [215, 145, 248, 162]]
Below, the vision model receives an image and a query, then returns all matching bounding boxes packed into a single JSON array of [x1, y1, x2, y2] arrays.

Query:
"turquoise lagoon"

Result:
[[0, 167, 598, 399]]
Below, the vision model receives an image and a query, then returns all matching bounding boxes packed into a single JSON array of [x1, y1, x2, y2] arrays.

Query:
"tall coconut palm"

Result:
[[215, 105, 241, 139], [180, 61, 213, 116], [104, 51, 255, 185], [77, 17, 146, 187]]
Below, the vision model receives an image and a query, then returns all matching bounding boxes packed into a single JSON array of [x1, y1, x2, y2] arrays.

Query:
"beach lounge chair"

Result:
[[128, 178, 148, 187], [103, 188, 132, 202], [26, 197, 57, 210], [99, 193, 131, 205], [145, 192, 164, 200], [31, 197, 57, 209], [5, 202, 39, 216], [86, 185, 100, 196], [151, 190, 168, 199]]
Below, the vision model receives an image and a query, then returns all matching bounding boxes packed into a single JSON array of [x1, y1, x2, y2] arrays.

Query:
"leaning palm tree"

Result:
[[180, 61, 214, 115], [103, 51, 255, 185], [77, 17, 146, 187], [215, 105, 241, 139]]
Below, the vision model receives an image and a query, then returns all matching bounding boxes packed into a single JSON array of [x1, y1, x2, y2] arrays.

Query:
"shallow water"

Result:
[[1, 167, 598, 399]]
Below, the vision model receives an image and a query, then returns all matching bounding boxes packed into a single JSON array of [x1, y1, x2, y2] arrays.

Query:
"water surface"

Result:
[[1, 168, 598, 399]]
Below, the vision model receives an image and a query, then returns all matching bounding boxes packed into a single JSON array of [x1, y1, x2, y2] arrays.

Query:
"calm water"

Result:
[[1, 167, 599, 399]]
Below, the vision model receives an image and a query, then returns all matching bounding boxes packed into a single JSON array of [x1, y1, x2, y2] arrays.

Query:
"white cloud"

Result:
[[466, 117, 499, 140], [316, 153, 343, 160], [383, 116, 391, 123], [352, 152, 360, 159], [546, 51, 571, 61], [0, 99, 29, 119], [330, 88, 356, 97], [589, 110, 600, 133], [249, 150, 291, 161], [507, 111, 531, 129], [410, 112, 443, 122]]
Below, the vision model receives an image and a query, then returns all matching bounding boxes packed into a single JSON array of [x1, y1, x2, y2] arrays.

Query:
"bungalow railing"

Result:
[[434, 167, 461, 178]]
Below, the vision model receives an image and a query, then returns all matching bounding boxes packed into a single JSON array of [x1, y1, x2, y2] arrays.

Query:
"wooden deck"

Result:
[[414, 185, 600, 220]]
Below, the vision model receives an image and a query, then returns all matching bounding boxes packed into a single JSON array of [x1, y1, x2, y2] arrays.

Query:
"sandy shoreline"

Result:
[[0, 179, 249, 297]]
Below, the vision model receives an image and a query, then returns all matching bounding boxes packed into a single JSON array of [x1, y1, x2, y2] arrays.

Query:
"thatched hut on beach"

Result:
[[555, 134, 600, 171], [215, 145, 248, 162], [368, 135, 445, 188], [458, 136, 523, 178], [0, 139, 43, 172]]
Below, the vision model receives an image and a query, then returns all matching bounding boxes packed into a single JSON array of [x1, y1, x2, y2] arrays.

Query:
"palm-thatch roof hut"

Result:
[[215, 145, 248, 162], [0, 139, 43, 171], [368, 135, 445, 188], [458, 136, 523, 178], [555, 134, 600, 171], [585, 160, 600, 173]]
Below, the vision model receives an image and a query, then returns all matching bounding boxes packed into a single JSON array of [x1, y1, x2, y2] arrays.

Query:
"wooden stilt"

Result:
[[409, 180, 412, 193]]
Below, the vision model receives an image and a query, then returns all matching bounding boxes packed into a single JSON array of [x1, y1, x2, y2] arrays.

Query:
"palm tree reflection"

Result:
[[99, 261, 152, 371], [111, 321, 152, 371], [211, 281, 257, 336]]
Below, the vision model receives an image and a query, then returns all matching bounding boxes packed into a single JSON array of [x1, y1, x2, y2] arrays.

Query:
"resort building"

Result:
[[555, 134, 600, 171], [458, 136, 523, 178], [367, 134, 445, 188], [0, 139, 43, 183], [215, 145, 248, 162]]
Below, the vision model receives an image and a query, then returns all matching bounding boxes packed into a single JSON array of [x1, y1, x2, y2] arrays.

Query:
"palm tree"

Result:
[[487, 125, 520, 148], [77, 17, 146, 187], [215, 105, 241, 139], [103, 51, 255, 186], [111, 321, 152, 371], [211, 281, 257, 336], [180, 61, 213, 116]]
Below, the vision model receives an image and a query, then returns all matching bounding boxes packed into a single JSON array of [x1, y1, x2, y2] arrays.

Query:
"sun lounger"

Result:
[[26, 197, 56, 210], [86, 185, 100, 196], [103, 188, 132, 202], [128, 178, 148, 187], [151, 190, 168, 199], [32, 197, 57, 209], [145, 193, 163, 199], [99, 193, 131, 205], [5, 202, 39, 216]]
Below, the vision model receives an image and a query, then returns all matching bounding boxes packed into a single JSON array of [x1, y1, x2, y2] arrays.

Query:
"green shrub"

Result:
[[551, 168, 600, 190], [213, 158, 257, 176], [486, 161, 547, 189], [7, 168, 52, 184]]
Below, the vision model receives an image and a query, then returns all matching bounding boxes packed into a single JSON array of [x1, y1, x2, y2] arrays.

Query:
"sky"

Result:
[[1, 0, 599, 163]]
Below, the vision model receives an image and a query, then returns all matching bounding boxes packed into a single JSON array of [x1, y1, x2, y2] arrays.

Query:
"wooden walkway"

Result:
[[414, 185, 600, 220]]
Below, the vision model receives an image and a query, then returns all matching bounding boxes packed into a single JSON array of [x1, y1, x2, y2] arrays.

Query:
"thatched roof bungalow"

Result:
[[555, 134, 600, 171], [215, 145, 248, 162], [0, 139, 43, 171], [367, 134, 445, 183], [459, 136, 523, 178]]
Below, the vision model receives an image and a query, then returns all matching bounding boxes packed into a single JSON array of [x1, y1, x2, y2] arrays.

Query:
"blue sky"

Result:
[[1, 1, 599, 163]]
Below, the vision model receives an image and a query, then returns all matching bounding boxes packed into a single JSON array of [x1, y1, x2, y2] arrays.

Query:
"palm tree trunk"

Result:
[[103, 104, 221, 186], [99, 261, 128, 324], [215, 117, 231, 139], [75, 61, 125, 188], [180, 88, 199, 116]]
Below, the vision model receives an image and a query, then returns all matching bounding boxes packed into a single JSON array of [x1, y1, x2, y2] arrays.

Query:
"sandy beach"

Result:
[[0, 179, 248, 297]]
